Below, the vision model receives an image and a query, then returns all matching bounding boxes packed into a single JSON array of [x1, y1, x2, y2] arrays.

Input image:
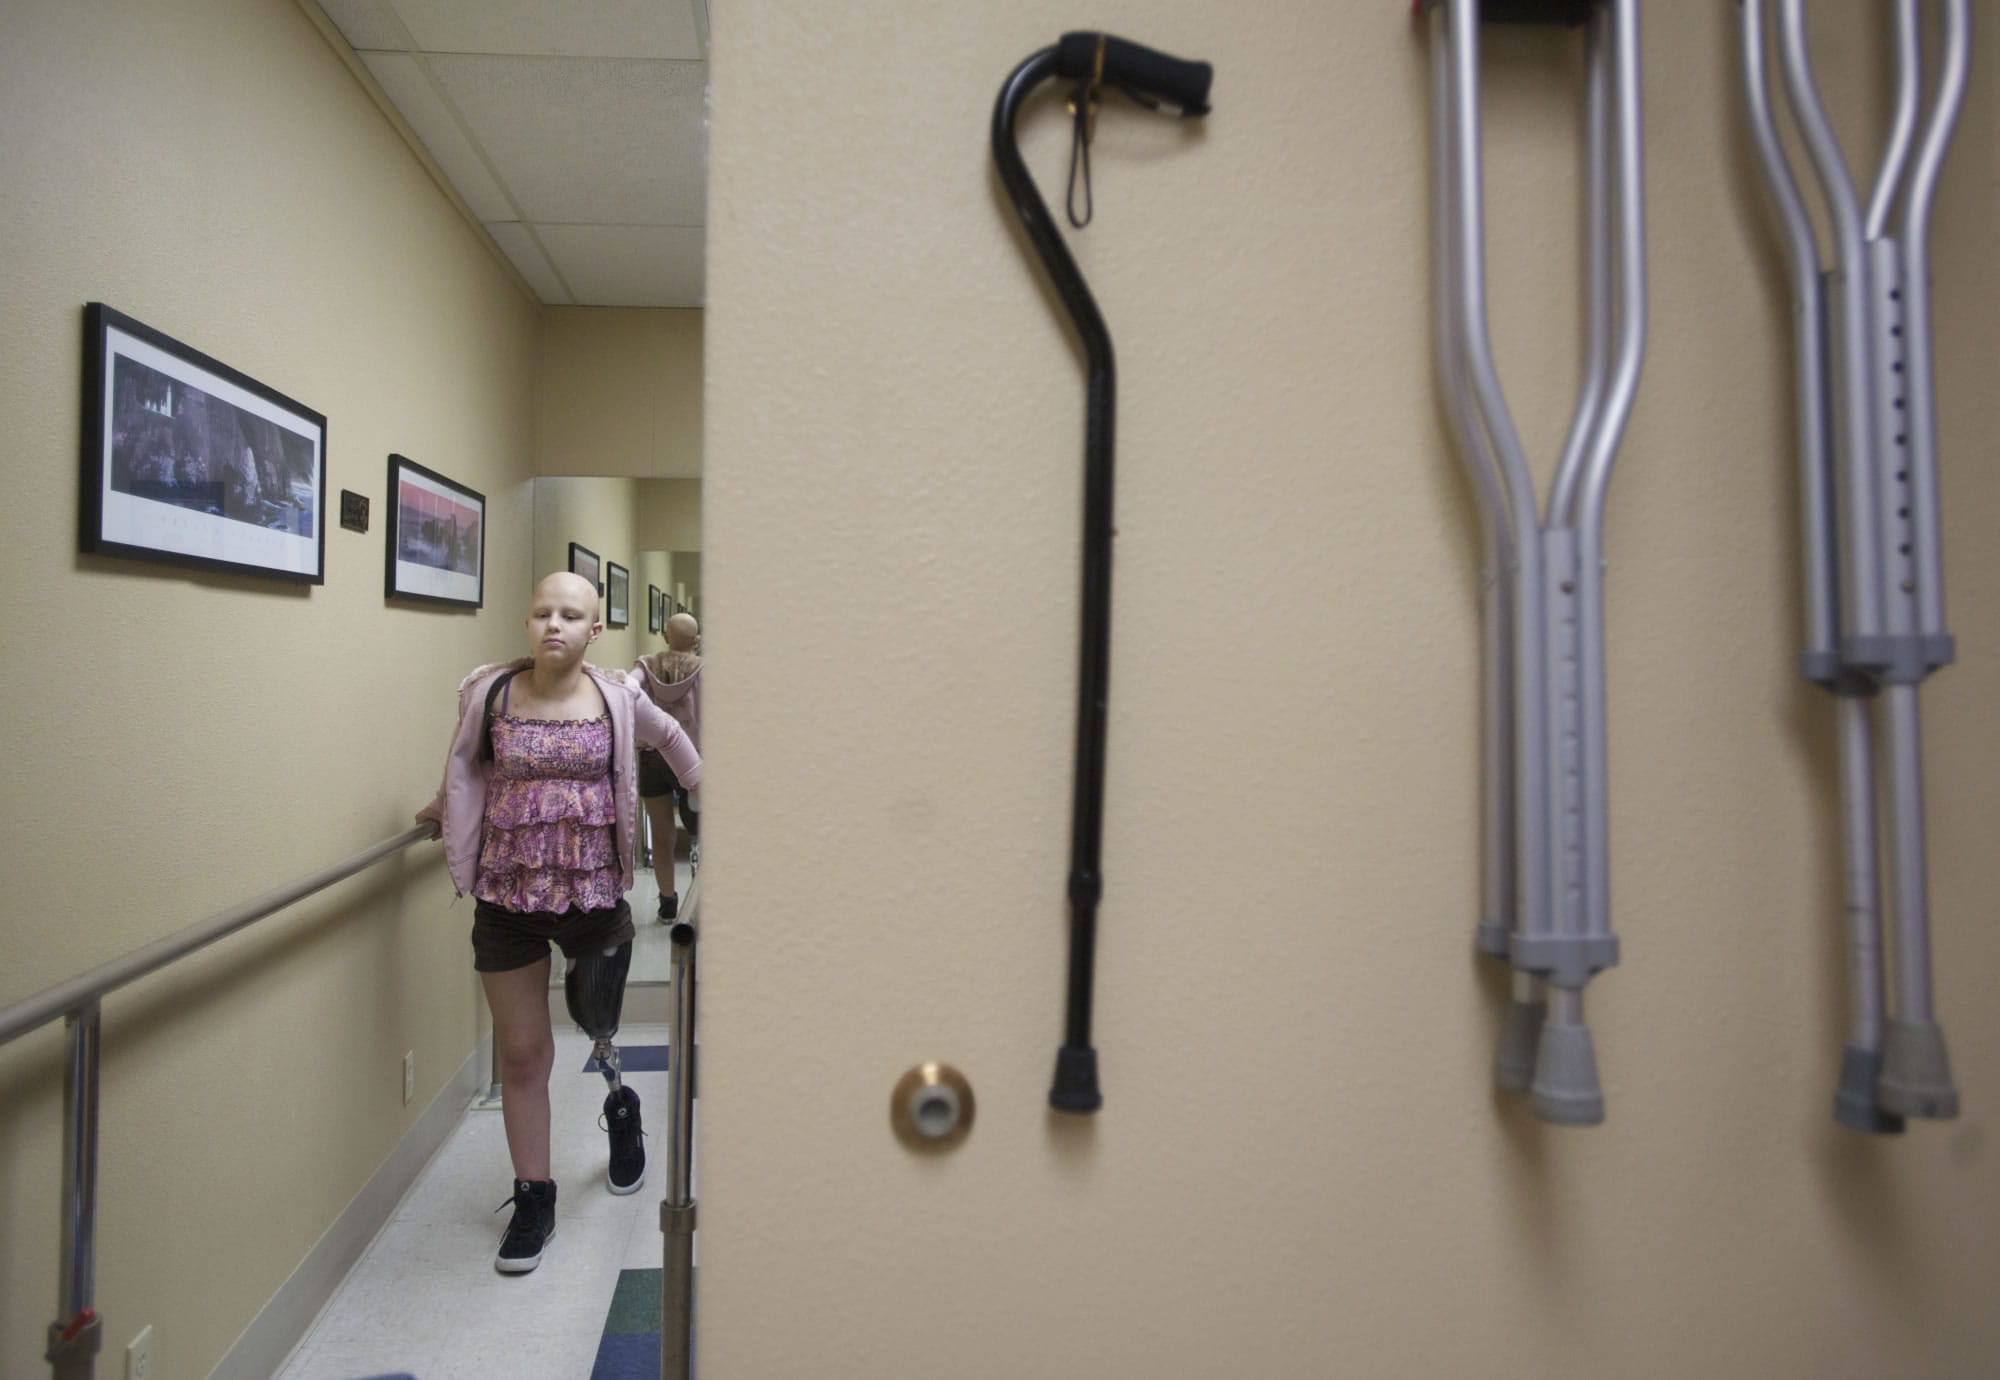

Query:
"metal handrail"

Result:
[[0, 827, 433, 1047], [0, 825, 434, 1379], [660, 867, 699, 1380]]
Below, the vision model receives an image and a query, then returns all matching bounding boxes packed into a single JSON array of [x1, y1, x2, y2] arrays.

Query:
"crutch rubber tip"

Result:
[[1530, 1023, 1604, 1126], [1493, 998, 1547, 1094], [1878, 1019, 1959, 1120], [1832, 1045, 1906, 1135], [1049, 1045, 1102, 1114]]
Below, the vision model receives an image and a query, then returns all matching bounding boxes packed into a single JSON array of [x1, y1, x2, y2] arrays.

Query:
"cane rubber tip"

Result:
[[1531, 1021, 1604, 1126], [1049, 1045, 1102, 1114], [1878, 1020, 1959, 1120], [1831, 1044, 1905, 1135], [1494, 998, 1547, 1094]]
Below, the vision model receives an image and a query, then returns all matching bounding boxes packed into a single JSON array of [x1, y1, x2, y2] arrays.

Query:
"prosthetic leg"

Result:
[[565, 937, 647, 1193]]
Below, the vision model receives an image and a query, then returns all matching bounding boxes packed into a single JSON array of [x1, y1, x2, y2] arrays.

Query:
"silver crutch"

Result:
[[1426, 0, 1647, 1126], [1740, 0, 1968, 1127]]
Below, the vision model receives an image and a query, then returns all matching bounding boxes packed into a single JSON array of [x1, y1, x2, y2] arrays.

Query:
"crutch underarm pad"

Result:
[[1530, 1023, 1604, 1126], [1833, 1045, 1906, 1135], [1507, 934, 1618, 988], [1878, 1020, 1958, 1120], [1474, 0, 1598, 26], [1056, 34, 1213, 116]]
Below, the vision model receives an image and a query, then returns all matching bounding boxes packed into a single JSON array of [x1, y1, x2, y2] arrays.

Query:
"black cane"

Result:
[[991, 34, 1213, 1114]]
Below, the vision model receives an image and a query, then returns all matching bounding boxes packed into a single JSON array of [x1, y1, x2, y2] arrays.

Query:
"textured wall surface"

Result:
[[699, 2, 1999, 1376], [539, 307, 705, 477], [0, 3, 539, 1375]]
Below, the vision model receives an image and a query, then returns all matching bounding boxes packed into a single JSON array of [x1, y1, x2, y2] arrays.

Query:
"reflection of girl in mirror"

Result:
[[416, 572, 701, 1274], [634, 611, 702, 919]]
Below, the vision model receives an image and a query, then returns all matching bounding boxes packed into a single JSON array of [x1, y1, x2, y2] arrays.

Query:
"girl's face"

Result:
[[525, 576, 601, 667]]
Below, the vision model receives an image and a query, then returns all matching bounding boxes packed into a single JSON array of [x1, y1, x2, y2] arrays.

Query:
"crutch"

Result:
[[1424, 0, 1646, 1125], [1739, 0, 1967, 1128], [992, 32, 1214, 1115]]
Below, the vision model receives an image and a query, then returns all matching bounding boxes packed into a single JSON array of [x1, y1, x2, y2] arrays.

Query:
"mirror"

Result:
[[532, 475, 702, 988]]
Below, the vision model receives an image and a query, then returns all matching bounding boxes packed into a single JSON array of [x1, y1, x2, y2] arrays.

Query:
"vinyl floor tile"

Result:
[[276, 1023, 693, 1380]]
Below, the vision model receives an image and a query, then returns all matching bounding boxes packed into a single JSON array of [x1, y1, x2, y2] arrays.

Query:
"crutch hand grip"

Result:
[[1056, 33, 1213, 117]]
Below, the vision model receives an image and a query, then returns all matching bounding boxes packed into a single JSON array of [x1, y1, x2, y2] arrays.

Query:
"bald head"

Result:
[[534, 570, 599, 609], [666, 611, 700, 651]]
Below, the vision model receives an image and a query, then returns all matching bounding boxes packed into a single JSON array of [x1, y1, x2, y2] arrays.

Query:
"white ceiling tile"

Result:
[[536, 224, 705, 308], [486, 222, 574, 304], [316, 0, 410, 50], [389, 0, 703, 60], [360, 53, 516, 223], [426, 55, 707, 226]]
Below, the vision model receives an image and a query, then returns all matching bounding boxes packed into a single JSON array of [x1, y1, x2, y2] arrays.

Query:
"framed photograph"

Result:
[[80, 302, 326, 582], [384, 454, 484, 607], [568, 541, 600, 594], [648, 585, 663, 633], [606, 561, 630, 628]]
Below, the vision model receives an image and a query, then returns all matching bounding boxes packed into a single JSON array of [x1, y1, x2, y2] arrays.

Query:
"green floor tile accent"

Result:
[[604, 1268, 664, 1336]]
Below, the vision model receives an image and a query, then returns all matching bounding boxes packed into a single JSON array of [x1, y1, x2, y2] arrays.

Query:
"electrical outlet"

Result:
[[126, 1324, 153, 1380], [403, 1050, 415, 1105]]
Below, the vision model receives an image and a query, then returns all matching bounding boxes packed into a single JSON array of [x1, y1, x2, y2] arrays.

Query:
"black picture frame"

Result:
[[384, 454, 485, 608], [606, 561, 630, 628], [568, 541, 601, 595], [80, 302, 327, 583], [648, 584, 664, 633]]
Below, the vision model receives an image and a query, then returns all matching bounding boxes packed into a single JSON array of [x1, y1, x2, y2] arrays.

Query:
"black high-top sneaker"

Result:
[[494, 1178, 557, 1273], [602, 1086, 646, 1195]]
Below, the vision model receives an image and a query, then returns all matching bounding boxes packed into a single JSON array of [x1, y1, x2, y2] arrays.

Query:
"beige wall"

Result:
[[639, 477, 704, 552], [0, 2, 540, 1376], [538, 308, 704, 478], [700, 4, 2000, 1378]]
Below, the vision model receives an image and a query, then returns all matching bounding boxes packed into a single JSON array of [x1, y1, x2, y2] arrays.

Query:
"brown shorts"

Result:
[[637, 747, 681, 799], [471, 898, 635, 973]]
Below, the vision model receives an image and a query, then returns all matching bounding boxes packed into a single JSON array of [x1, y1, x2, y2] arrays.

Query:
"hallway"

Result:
[[276, 857, 696, 1380]]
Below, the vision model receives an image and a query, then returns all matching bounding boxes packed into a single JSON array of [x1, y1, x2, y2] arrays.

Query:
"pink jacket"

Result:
[[419, 659, 702, 897], [632, 651, 701, 750]]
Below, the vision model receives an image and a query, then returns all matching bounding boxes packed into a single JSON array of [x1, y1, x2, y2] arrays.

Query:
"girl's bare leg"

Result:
[[482, 957, 554, 1179], [644, 793, 677, 913]]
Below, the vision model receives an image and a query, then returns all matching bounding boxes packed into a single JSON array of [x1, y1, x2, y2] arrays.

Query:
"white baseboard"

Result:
[[211, 1035, 489, 1380]]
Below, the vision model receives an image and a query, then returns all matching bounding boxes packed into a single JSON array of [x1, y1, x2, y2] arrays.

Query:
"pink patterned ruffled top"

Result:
[[472, 714, 621, 913]]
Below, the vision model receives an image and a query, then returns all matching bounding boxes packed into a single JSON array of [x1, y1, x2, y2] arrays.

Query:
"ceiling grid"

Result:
[[311, 0, 710, 308]]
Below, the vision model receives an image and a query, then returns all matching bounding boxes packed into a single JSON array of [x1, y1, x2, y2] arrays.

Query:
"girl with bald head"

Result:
[[633, 609, 703, 918], [418, 571, 701, 1273]]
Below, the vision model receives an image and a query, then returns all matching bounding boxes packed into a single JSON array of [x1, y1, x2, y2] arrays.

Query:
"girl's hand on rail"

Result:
[[414, 810, 442, 841]]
